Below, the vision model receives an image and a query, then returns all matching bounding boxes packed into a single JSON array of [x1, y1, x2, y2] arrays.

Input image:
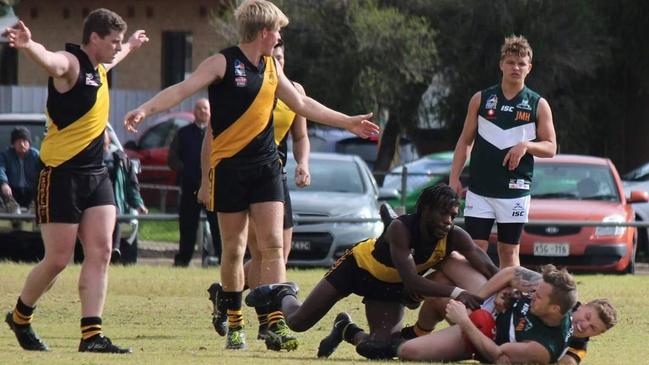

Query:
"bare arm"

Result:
[[388, 220, 458, 299], [197, 123, 212, 206], [502, 97, 556, 170], [447, 300, 551, 364], [104, 30, 149, 72], [5, 21, 76, 83], [275, 65, 378, 139], [558, 353, 579, 365], [289, 82, 311, 188], [124, 54, 225, 132], [477, 266, 542, 299], [452, 227, 499, 279], [449, 92, 480, 194]]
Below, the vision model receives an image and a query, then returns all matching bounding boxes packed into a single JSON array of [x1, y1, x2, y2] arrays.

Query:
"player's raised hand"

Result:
[[347, 113, 379, 139], [127, 30, 149, 50], [124, 109, 146, 133], [5, 21, 32, 49]]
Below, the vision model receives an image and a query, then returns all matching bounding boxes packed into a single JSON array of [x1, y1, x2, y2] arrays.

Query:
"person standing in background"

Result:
[[168, 98, 221, 267], [449, 35, 556, 268], [0, 127, 41, 210]]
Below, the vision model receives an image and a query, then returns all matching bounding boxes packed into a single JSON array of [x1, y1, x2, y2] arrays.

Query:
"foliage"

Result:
[[209, 0, 649, 172], [0, 263, 646, 365], [272, 0, 436, 129]]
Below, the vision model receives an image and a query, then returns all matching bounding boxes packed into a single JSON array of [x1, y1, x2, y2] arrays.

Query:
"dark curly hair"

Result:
[[415, 183, 460, 215]]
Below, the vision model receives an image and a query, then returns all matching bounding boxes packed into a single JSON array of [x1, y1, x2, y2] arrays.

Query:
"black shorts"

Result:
[[465, 216, 524, 245], [36, 167, 115, 224], [213, 159, 284, 213], [282, 172, 294, 229], [324, 249, 408, 303]]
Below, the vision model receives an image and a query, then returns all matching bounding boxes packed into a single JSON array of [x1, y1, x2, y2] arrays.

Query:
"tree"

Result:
[[267, 1, 436, 182], [389, 0, 611, 157]]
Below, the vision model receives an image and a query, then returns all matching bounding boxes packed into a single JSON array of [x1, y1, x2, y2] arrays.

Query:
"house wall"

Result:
[[13, 0, 228, 90]]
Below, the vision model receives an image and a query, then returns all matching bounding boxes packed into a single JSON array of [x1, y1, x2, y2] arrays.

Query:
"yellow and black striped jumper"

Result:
[[325, 212, 456, 302], [206, 46, 283, 339], [17, 43, 115, 343]]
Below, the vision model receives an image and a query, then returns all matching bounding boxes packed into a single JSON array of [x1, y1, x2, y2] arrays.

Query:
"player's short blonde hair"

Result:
[[500, 34, 533, 62], [587, 299, 618, 330], [235, 0, 289, 43]]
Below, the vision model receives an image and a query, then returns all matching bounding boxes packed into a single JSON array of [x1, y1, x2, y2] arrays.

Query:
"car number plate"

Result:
[[291, 240, 311, 251], [533, 243, 569, 257]]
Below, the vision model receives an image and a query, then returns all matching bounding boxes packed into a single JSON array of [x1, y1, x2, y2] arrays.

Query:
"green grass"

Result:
[[0, 264, 647, 364], [138, 219, 178, 243]]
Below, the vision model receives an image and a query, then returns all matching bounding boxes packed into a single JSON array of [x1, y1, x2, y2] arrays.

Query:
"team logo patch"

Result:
[[508, 179, 530, 190], [485, 94, 498, 109], [85, 73, 100, 87], [517, 97, 532, 110], [235, 76, 247, 87], [234, 60, 246, 77], [515, 111, 531, 122], [511, 202, 526, 217]]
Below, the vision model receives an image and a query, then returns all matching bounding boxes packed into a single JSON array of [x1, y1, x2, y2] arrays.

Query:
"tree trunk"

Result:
[[374, 117, 400, 186]]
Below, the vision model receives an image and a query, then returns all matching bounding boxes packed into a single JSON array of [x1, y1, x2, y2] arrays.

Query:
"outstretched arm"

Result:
[[275, 65, 378, 139], [477, 266, 542, 299], [124, 54, 225, 132], [105, 30, 149, 71], [452, 227, 499, 279], [388, 220, 482, 309], [4, 21, 76, 82]]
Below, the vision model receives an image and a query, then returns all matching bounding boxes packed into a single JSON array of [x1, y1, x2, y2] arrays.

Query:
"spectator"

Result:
[[103, 130, 148, 263], [168, 98, 221, 267], [0, 127, 41, 210]]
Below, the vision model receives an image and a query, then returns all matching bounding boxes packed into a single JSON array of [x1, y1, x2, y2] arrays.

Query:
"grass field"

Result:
[[0, 263, 647, 365]]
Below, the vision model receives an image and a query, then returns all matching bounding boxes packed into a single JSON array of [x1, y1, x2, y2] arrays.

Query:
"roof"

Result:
[[535, 154, 610, 166], [0, 113, 46, 122]]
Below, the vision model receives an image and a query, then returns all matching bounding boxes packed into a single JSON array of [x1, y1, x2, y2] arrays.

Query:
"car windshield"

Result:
[[532, 163, 620, 201], [0, 122, 46, 149], [382, 158, 452, 193], [286, 158, 365, 194]]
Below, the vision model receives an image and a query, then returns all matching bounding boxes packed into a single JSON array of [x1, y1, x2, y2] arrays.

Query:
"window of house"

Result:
[[0, 44, 17, 85], [161, 31, 192, 88]]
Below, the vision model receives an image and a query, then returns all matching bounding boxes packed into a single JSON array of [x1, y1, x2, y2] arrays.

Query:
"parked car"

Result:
[[488, 154, 648, 273], [285, 152, 385, 266], [0, 113, 141, 264], [124, 111, 193, 209], [381, 151, 470, 213], [621, 162, 649, 259], [307, 128, 418, 170]]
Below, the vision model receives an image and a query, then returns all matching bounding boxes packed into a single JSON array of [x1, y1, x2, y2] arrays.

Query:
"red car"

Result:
[[488, 154, 648, 273], [124, 111, 194, 208]]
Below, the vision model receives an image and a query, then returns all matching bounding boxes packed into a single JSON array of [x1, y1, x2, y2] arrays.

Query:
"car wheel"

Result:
[[120, 237, 138, 265], [627, 235, 637, 274], [636, 219, 649, 262]]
